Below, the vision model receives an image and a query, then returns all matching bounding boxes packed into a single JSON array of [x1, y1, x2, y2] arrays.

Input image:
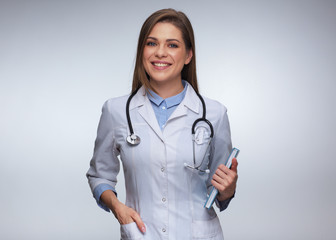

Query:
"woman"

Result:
[[87, 8, 238, 240]]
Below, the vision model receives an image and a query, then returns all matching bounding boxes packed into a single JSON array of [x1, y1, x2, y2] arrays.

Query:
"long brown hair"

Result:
[[132, 9, 198, 93]]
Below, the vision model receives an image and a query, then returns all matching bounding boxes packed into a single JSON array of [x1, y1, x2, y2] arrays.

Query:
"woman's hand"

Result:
[[112, 201, 146, 232], [100, 190, 146, 233], [211, 158, 238, 201]]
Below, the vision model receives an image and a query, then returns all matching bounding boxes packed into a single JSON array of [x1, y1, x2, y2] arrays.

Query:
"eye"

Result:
[[146, 41, 156, 46], [168, 43, 178, 48]]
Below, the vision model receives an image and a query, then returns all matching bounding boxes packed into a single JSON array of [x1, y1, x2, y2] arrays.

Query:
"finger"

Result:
[[213, 173, 233, 190], [214, 168, 237, 185], [214, 167, 227, 179], [212, 172, 229, 185], [211, 179, 228, 192], [131, 212, 146, 233], [211, 179, 224, 192], [212, 174, 223, 186], [218, 163, 237, 175], [119, 216, 134, 225], [230, 158, 238, 173], [217, 164, 228, 172], [214, 166, 237, 183]]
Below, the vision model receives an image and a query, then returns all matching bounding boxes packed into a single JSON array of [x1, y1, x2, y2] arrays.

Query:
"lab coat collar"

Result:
[[180, 81, 200, 114], [128, 82, 200, 141], [128, 81, 200, 113], [129, 86, 147, 110]]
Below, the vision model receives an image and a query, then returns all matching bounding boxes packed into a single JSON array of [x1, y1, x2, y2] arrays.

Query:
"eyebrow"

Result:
[[147, 36, 181, 43]]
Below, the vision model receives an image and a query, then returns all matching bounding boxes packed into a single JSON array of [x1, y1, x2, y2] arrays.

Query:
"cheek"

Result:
[[142, 57, 149, 74], [142, 50, 151, 70], [171, 51, 187, 64], [143, 47, 152, 60]]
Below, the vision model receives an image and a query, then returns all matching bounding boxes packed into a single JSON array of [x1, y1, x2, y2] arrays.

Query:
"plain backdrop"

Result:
[[1, 0, 335, 239]]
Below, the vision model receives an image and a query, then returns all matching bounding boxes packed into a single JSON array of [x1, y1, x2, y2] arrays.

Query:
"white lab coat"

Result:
[[87, 82, 232, 240]]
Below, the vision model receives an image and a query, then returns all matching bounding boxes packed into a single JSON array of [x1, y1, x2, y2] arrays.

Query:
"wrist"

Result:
[[111, 198, 123, 215], [217, 191, 235, 202], [216, 194, 226, 202], [216, 193, 231, 201], [100, 190, 120, 212]]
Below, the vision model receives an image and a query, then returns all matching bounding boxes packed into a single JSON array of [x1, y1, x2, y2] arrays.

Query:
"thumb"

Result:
[[132, 212, 146, 233], [230, 158, 238, 173]]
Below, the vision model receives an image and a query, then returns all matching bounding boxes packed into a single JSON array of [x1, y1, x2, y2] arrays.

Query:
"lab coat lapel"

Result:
[[168, 83, 200, 121], [138, 100, 164, 141], [130, 87, 164, 141]]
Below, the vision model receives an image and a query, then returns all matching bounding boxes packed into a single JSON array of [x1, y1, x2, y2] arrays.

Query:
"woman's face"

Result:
[[143, 22, 192, 86]]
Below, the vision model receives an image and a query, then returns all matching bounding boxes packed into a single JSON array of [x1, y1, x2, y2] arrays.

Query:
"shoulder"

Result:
[[202, 96, 228, 115], [201, 96, 230, 133], [100, 94, 130, 123], [103, 94, 129, 112]]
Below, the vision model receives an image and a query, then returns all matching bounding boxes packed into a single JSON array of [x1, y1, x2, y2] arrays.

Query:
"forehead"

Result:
[[148, 22, 183, 40]]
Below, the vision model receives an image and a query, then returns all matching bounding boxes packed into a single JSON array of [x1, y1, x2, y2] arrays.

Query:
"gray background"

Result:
[[1, 0, 335, 239]]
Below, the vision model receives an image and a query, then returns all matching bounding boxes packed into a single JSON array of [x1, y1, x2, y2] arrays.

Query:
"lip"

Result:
[[151, 61, 172, 70]]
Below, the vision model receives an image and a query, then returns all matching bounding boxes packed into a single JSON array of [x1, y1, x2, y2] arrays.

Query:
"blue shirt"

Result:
[[147, 80, 188, 130]]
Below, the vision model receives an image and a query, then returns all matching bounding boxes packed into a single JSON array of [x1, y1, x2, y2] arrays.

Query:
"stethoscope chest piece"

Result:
[[126, 134, 141, 146]]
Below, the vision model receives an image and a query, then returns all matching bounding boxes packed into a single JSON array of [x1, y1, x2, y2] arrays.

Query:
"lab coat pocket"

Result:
[[194, 126, 211, 145], [192, 217, 223, 240], [193, 126, 211, 169], [120, 222, 143, 240]]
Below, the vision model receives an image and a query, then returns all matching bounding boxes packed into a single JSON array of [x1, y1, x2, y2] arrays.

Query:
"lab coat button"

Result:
[[161, 167, 165, 172], [162, 228, 166, 232], [162, 197, 166, 202]]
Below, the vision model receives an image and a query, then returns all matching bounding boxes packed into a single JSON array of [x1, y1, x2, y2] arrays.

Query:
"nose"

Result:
[[155, 45, 167, 58]]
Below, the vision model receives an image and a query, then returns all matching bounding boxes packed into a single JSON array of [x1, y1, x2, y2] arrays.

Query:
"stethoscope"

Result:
[[125, 86, 214, 173]]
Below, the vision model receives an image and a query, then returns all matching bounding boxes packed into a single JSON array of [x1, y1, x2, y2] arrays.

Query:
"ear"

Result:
[[184, 49, 193, 65]]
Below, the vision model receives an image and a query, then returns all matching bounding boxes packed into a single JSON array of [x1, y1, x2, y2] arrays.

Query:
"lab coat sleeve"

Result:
[[86, 100, 120, 212], [207, 104, 233, 212]]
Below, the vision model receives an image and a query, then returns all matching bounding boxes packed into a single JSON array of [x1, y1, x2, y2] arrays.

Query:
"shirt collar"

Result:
[[147, 80, 188, 108]]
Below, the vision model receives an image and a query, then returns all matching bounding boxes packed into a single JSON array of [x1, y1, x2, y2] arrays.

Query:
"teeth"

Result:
[[153, 63, 169, 67]]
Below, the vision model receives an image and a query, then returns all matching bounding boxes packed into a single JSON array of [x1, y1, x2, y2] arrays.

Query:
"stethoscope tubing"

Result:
[[126, 87, 140, 138], [126, 85, 214, 147], [125, 85, 215, 173]]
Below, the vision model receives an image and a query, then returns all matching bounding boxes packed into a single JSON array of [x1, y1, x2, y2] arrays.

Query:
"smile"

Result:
[[151, 62, 171, 70], [152, 62, 171, 67]]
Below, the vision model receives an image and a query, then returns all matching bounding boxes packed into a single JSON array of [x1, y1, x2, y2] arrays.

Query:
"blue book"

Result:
[[204, 148, 240, 209]]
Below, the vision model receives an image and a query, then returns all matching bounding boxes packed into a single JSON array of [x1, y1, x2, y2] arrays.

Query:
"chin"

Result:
[[149, 73, 180, 84], [150, 78, 176, 85]]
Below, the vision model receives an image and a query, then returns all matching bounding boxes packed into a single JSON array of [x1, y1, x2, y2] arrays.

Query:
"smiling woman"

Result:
[[132, 9, 198, 95], [143, 22, 193, 98], [86, 8, 238, 240]]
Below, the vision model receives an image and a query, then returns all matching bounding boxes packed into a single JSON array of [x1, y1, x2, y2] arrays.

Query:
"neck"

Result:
[[150, 79, 184, 99]]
